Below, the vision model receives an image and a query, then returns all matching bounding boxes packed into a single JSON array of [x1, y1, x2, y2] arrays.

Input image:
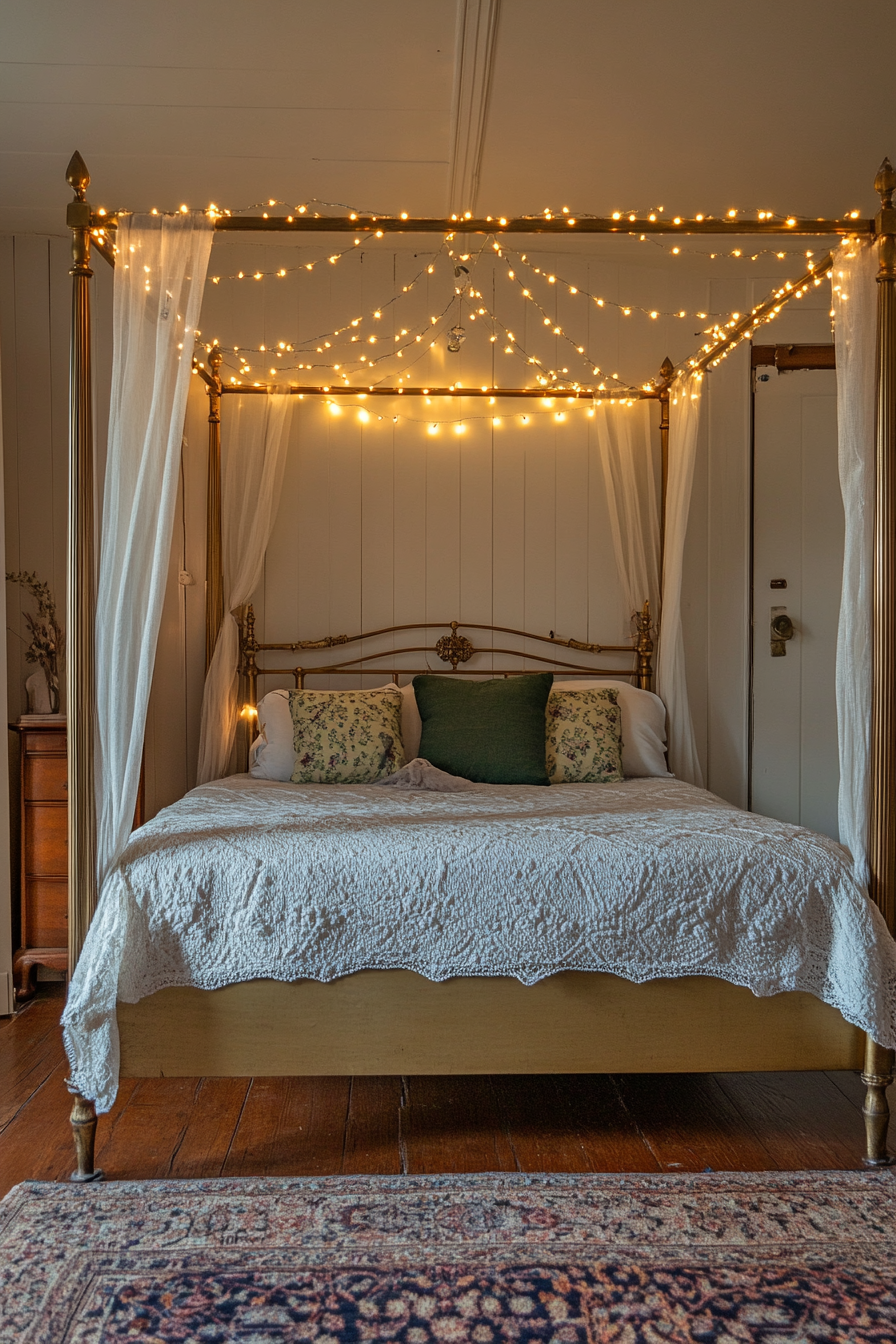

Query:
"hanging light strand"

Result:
[[209, 286, 467, 387], [201, 244, 455, 374], [633, 232, 829, 265], [498, 243, 720, 322], [208, 235, 377, 284], [317, 393, 644, 437]]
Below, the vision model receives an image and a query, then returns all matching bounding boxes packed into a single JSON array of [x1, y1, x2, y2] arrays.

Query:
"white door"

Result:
[[751, 366, 842, 840]]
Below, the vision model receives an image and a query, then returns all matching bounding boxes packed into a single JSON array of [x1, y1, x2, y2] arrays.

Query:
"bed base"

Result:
[[69, 972, 893, 1179]]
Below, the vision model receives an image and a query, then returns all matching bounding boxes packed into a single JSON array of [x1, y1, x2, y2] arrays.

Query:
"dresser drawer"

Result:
[[25, 754, 67, 801], [24, 802, 67, 877], [23, 732, 66, 756], [23, 879, 68, 949]]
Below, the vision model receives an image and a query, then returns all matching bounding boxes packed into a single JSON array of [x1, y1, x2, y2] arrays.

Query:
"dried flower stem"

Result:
[[6, 571, 65, 713]]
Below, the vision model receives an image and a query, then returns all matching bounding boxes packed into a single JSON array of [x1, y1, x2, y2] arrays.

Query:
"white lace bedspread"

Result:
[[63, 774, 896, 1111]]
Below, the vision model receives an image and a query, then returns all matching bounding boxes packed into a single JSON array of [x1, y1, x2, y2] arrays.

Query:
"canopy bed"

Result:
[[59, 152, 896, 1182]]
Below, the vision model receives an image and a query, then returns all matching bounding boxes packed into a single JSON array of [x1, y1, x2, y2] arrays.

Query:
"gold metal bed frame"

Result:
[[61, 154, 896, 1182]]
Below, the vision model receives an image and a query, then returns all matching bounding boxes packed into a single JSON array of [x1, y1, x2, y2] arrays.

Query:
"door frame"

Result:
[[748, 343, 836, 814]]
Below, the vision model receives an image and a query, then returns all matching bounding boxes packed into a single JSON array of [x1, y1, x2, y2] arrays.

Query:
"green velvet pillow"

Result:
[[413, 672, 553, 785]]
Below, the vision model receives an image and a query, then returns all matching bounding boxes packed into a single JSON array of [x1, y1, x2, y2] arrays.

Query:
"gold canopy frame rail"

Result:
[[94, 211, 875, 237], [64, 152, 896, 1173]]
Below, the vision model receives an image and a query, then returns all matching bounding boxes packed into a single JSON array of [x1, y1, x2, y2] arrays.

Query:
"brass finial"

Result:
[[655, 356, 675, 392], [66, 151, 90, 200], [208, 346, 223, 375], [875, 157, 896, 209]]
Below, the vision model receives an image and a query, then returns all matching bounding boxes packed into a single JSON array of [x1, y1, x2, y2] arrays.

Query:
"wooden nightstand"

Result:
[[10, 721, 68, 1001], [9, 722, 146, 1003]]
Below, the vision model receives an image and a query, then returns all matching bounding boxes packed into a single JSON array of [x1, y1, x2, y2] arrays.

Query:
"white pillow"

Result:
[[250, 683, 420, 781], [249, 688, 294, 780], [551, 678, 669, 777], [398, 682, 422, 760]]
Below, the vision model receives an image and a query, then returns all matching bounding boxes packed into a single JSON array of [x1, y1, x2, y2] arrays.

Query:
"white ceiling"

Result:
[[2, 0, 894, 235]]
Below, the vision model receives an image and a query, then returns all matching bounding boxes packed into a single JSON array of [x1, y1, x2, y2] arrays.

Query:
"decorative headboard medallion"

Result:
[[435, 621, 474, 670]]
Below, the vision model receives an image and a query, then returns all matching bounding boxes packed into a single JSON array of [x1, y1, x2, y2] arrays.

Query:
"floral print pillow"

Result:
[[288, 687, 406, 784], [546, 688, 623, 784]]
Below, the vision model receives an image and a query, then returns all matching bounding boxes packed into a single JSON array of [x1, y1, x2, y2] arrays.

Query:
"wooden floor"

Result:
[[0, 984, 876, 1198]]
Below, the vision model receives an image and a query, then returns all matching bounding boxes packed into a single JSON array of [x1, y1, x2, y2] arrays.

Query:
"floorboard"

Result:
[[0, 986, 886, 1197], [713, 1071, 866, 1170], [97, 1078, 208, 1180], [562, 1075, 664, 1173], [0, 1061, 83, 1191], [168, 1079, 250, 1179], [401, 1076, 519, 1174], [490, 1075, 593, 1173], [223, 1076, 352, 1177], [0, 992, 68, 1131], [342, 1076, 403, 1175], [612, 1073, 778, 1172]]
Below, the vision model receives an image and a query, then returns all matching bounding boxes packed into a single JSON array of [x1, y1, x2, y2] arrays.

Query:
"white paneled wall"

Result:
[[2, 231, 777, 819]]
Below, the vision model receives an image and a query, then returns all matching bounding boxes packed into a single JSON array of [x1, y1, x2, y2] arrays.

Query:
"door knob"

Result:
[[771, 610, 795, 657]]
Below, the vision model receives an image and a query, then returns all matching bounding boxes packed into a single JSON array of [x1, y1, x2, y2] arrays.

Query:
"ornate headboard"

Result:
[[239, 602, 655, 710]]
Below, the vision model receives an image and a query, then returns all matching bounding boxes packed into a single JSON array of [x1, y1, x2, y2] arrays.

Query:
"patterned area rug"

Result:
[[1, 1171, 895, 1343]]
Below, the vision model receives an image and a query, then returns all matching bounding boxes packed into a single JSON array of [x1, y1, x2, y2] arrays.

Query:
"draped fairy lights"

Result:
[[163, 181, 847, 420], [208, 237, 372, 283], [202, 244, 481, 387], [202, 225, 827, 396], [202, 196, 865, 229], [326, 397, 644, 435], [87, 189, 867, 271], [202, 245, 453, 384], [201, 245, 636, 395], [637, 233, 831, 264], [190, 243, 837, 438]]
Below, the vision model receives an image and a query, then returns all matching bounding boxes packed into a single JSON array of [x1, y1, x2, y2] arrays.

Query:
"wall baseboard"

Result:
[[0, 971, 13, 1017]]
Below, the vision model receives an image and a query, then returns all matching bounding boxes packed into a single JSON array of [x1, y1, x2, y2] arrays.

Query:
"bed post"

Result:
[[69, 1092, 103, 1183], [635, 601, 653, 691], [65, 151, 98, 969], [864, 157, 896, 1166], [243, 604, 259, 709], [64, 152, 103, 1182], [205, 346, 224, 669], [657, 356, 674, 585]]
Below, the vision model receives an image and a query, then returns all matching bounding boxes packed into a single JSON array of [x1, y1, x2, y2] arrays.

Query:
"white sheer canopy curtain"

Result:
[[656, 373, 704, 786], [594, 399, 661, 618], [833, 240, 878, 884], [197, 393, 293, 783], [95, 213, 213, 886]]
